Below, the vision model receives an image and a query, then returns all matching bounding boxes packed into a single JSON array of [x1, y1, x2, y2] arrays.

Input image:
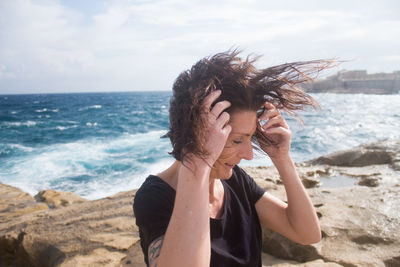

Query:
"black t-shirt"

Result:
[[133, 165, 266, 267]]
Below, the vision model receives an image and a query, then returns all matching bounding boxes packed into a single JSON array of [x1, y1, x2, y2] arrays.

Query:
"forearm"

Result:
[[272, 155, 321, 244], [158, 159, 211, 267]]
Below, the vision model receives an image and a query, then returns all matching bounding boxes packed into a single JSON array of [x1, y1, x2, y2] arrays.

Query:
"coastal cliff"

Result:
[[1, 139, 399, 267], [302, 70, 400, 94]]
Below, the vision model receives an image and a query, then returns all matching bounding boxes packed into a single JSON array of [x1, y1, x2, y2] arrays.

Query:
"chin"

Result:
[[211, 162, 234, 180], [219, 171, 233, 180]]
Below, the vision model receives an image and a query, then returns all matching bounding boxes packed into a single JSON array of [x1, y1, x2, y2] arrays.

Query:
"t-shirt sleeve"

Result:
[[133, 180, 174, 259], [234, 166, 266, 204]]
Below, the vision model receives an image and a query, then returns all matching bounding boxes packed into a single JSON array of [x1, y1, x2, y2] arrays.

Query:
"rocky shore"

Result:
[[1, 139, 399, 267]]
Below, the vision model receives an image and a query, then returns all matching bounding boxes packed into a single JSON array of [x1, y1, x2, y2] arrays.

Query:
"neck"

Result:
[[157, 160, 181, 189], [208, 177, 219, 202]]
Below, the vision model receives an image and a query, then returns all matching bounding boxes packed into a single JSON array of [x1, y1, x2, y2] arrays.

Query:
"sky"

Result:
[[0, 0, 399, 94]]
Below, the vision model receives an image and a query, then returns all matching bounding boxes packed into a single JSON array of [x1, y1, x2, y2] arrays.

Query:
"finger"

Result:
[[259, 104, 280, 121], [203, 89, 222, 109], [215, 111, 230, 128], [264, 102, 275, 109], [259, 109, 279, 121], [261, 126, 291, 136], [221, 124, 232, 136], [210, 100, 231, 118], [262, 115, 289, 130]]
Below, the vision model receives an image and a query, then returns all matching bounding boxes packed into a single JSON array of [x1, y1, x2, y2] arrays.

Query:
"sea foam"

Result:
[[1, 92, 398, 199]]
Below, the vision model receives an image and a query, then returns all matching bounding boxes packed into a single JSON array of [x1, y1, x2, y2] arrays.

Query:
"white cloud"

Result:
[[0, 0, 399, 94]]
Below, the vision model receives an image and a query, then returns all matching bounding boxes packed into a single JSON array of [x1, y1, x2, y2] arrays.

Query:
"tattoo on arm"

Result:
[[148, 235, 164, 267]]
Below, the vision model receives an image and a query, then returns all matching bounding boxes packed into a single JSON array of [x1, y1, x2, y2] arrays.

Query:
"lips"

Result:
[[224, 163, 235, 169]]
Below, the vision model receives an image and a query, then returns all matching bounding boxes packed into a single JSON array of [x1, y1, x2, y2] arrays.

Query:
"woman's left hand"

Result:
[[257, 102, 292, 160]]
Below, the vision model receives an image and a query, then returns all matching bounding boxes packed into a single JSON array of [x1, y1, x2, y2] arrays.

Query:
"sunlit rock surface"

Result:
[[35, 190, 87, 208], [1, 139, 399, 267]]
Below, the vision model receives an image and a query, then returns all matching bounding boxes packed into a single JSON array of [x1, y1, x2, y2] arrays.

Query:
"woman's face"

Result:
[[210, 110, 257, 180]]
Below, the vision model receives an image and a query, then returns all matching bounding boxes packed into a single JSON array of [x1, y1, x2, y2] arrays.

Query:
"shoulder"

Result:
[[227, 165, 266, 204], [134, 175, 175, 208], [228, 165, 253, 187], [133, 175, 175, 225]]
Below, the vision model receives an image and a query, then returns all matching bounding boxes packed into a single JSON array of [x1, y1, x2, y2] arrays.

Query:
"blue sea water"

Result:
[[1, 92, 399, 199]]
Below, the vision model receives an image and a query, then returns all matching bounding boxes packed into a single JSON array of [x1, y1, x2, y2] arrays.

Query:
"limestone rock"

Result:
[[0, 183, 48, 224], [61, 248, 126, 267], [1, 140, 399, 267], [309, 139, 400, 168], [262, 228, 320, 262], [357, 176, 380, 187], [262, 253, 344, 266], [0, 190, 140, 267], [260, 183, 400, 267], [119, 240, 146, 267], [301, 176, 320, 188], [34, 189, 87, 208], [0, 232, 36, 267], [252, 150, 400, 267], [384, 256, 400, 267]]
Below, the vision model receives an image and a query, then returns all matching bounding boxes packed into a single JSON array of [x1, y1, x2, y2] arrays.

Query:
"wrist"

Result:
[[181, 154, 212, 177], [271, 153, 294, 170]]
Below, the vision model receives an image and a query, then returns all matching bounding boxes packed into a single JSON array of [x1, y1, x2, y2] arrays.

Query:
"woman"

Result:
[[134, 50, 333, 267]]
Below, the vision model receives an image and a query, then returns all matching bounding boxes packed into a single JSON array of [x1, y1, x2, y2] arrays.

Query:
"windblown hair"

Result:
[[167, 50, 335, 162]]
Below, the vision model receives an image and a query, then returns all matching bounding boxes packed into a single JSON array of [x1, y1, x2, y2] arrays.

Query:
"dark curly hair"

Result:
[[167, 50, 335, 162]]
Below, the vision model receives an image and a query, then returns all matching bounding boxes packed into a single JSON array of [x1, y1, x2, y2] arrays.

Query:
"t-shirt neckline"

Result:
[[147, 174, 229, 222]]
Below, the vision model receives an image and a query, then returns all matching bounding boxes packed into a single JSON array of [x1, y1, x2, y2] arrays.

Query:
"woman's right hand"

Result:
[[202, 90, 232, 166]]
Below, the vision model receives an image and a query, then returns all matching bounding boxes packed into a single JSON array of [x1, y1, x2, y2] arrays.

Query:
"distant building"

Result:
[[302, 70, 400, 94]]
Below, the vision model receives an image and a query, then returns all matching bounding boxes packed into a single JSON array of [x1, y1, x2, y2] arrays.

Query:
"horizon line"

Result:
[[0, 89, 173, 96]]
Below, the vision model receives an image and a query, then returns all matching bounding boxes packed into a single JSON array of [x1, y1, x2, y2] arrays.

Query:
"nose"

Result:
[[240, 142, 253, 161]]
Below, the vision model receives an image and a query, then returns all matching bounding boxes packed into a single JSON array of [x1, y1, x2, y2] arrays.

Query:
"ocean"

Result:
[[1, 92, 399, 200]]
